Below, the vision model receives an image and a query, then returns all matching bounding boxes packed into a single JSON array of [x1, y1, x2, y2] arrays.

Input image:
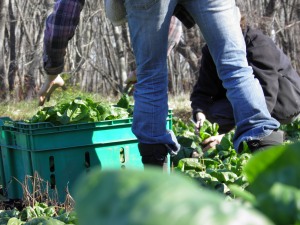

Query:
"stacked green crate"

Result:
[[0, 111, 172, 202]]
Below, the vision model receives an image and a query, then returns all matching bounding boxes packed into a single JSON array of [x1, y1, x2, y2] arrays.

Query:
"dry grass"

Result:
[[169, 93, 192, 123], [21, 172, 75, 211], [0, 172, 75, 211]]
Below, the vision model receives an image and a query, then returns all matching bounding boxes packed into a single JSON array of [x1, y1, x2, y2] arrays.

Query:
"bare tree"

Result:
[[0, 0, 299, 101], [0, 0, 9, 100], [8, 0, 17, 100]]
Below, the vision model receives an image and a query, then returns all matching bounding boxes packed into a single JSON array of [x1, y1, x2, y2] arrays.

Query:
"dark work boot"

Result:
[[242, 130, 284, 153], [138, 143, 168, 167]]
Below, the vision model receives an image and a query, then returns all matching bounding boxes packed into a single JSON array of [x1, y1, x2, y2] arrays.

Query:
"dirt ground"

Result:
[[0, 187, 24, 210]]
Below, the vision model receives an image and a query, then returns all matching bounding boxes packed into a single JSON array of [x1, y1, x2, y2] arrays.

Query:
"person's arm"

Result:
[[245, 27, 281, 113], [190, 45, 225, 121], [43, 0, 85, 75], [39, 0, 85, 106]]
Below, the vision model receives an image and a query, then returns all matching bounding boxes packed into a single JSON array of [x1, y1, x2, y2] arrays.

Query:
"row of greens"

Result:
[[173, 116, 300, 225], [0, 203, 76, 225], [1, 95, 300, 224]]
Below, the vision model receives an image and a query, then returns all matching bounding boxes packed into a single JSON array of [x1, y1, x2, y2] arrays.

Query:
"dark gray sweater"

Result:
[[191, 26, 300, 122]]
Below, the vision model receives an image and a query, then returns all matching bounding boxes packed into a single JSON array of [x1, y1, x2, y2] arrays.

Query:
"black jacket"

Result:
[[190, 26, 300, 122]]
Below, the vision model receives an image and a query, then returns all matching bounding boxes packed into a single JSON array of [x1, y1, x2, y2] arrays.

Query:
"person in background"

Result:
[[39, 1, 282, 168], [191, 14, 300, 152], [38, 0, 197, 168]]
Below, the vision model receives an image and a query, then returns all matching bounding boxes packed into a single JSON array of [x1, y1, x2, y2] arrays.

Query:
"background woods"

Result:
[[0, 0, 299, 101]]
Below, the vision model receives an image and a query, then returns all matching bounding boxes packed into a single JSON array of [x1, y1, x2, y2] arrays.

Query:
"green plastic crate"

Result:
[[0, 117, 12, 189], [1, 146, 32, 200], [1, 110, 172, 151], [0, 117, 33, 199], [0, 139, 144, 201], [30, 140, 142, 202], [0, 110, 172, 202]]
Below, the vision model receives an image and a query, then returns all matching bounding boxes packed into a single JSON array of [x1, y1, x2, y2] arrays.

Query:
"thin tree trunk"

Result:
[[0, 0, 9, 100], [8, 0, 17, 98], [113, 26, 126, 92]]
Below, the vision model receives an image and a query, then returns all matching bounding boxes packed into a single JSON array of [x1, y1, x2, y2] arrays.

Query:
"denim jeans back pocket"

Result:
[[127, 0, 159, 10]]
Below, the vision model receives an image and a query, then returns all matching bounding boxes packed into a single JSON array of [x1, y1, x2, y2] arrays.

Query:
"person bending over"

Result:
[[191, 15, 300, 152]]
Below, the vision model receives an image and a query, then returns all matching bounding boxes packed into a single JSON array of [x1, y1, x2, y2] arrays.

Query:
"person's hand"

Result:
[[125, 70, 137, 85], [202, 134, 225, 152], [124, 70, 137, 95], [38, 75, 65, 106], [195, 112, 206, 133]]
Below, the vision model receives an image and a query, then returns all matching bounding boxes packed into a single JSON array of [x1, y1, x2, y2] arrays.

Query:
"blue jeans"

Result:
[[124, 0, 280, 151]]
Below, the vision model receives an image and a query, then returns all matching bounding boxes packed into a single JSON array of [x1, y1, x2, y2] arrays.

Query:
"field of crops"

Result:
[[1, 95, 300, 225]]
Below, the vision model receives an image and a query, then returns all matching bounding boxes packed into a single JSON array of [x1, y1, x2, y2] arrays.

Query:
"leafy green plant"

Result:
[[199, 120, 219, 141], [174, 144, 250, 195], [28, 97, 130, 125], [0, 209, 19, 225], [280, 120, 300, 143], [230, 142, 300, 225], [172, 117, 251, 195], [172, 118, 219, 150], [0, 203, 76, 225], [116, 93, 130, 109], [74, 168, 274, 225]]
